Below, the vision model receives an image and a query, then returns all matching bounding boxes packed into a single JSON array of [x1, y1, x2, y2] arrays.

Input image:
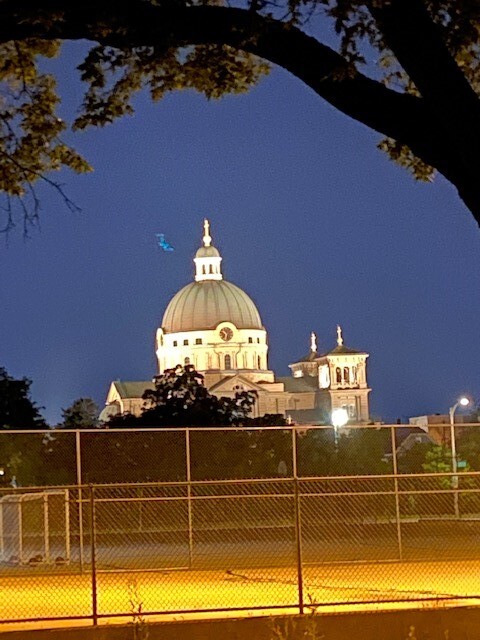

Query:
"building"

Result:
[[409, 414, 473, 446], [102, 221, 371, 423]]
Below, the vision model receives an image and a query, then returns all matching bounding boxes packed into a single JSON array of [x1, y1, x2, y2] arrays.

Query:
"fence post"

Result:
[[89, 485, 98, 626], [390, 425, 403, 560], [185, 428, 194, 568], [76, 430, 84, 571], [292, 428, 304, 614]]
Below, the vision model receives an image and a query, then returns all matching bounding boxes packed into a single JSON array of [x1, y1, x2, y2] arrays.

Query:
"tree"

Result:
[[59, 397, 99, 429], [0, 367, 48, 486], [0, 366, 46, 430], [0, 1, 480, 227], [109, 365, 258, 427]]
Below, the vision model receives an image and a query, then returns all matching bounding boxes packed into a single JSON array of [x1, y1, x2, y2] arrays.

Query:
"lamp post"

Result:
[[331, 407, 349, 448], [449, 396, 469, 518]]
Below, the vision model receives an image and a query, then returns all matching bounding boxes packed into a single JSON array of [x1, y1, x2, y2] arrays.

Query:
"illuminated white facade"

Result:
[[102, 220, 371, 423], [155, 220, 275, 387], [289, 326, 370, 421]]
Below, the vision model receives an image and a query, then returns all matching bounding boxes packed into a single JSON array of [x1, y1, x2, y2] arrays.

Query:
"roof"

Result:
[[276, 376, 318, 393], [292, 350, 319, 363], [195, 245, 220, 258], [161, 279, 263, 333], [326, 344, 365, 355], [113, 380, 152, 399]]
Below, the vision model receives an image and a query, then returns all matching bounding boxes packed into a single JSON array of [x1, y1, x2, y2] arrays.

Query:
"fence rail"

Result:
[[1, 425, 480, 627]]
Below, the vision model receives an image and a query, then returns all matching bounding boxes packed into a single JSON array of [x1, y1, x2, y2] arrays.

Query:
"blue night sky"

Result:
[[1, 42, 479, 425]]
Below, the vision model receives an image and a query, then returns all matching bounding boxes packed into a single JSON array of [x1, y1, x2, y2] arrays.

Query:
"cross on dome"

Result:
[[310, 331, 317, 353], [203, 219, 212, 247], [336, 325, 344, 346]]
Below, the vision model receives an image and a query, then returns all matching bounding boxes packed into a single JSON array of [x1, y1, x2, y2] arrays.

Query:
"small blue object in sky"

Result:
[[155, 233, 174, 252]]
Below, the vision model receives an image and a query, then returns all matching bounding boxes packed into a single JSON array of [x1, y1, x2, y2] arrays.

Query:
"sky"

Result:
[[1, 41, 479, 426]]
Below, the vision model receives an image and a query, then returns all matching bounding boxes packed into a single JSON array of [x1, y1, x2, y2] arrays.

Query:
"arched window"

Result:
[[336, 367, 342, 384], [202, 265, 206, 274], [344, 367, 350, 384], [209, 265, 213, 274], [225, 354, 232, 369], [257, 355, 261, 369]]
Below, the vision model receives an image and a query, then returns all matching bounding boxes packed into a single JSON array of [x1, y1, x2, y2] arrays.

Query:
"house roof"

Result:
[[326, 344, 365, 355], [276, 376, 318, 393], [113, 380, 152, 399], [292, 350, 319, 364]]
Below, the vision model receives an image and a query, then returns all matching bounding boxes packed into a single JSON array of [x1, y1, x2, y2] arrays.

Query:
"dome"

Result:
[[196, 245, 220, 258], [162, 280, 263, 333]]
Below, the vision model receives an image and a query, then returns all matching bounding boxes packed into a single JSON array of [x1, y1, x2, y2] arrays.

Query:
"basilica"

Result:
[[102, 221, 371, 424]]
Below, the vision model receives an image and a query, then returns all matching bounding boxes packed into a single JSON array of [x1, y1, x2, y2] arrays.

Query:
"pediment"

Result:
[[209, 374, 268, 394]]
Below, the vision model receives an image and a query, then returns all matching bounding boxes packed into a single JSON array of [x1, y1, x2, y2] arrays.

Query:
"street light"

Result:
[[449, 396, 470, 518], [331, 407, 349, 448]]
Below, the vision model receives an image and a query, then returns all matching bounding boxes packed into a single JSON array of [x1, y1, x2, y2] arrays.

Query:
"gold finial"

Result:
[[310, 331, 317, 353], [203, 219, 212, 247], [336, 325, 344, 346]]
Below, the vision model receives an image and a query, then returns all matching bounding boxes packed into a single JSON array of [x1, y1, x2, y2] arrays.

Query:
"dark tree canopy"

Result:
[[59, 397, 99, 429], [0, 1, 480, 227], [0, 366, 46, 429], [108, 365, 258, 427]]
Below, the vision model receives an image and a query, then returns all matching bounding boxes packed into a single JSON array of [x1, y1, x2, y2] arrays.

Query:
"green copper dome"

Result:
[[161, 280, 263, 333]]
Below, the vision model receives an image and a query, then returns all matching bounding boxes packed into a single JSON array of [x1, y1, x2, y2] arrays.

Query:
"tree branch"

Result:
[[369, 0, 480, 189], [0, 0, 478, 218], [0, 2, 443, 166]]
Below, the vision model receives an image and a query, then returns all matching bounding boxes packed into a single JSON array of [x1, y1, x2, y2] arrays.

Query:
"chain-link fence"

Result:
[[1, 425, 480, 627]]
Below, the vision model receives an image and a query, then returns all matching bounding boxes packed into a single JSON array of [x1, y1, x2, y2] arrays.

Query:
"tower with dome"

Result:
[[102, 221, 371, 423]]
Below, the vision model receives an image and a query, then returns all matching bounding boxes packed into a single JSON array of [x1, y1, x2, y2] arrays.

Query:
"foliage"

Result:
[[109, 365, 258, 427], [396, 440, 433, 474], [59, 397, 99, 429], [422, 444, 454, 488], [0, 366, 46, 430], [1, 1, 480, 225], [0, 40, 91, 233]]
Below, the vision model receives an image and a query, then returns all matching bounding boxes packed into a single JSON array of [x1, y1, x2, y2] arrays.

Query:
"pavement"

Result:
[[1, 557, 480, 632]]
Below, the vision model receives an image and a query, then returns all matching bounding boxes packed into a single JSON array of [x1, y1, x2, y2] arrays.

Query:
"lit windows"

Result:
[[173, 341, 178, 347], [225, 354, 232, 369], [195, 338, 202, 345], [183, 339, 189, 346], [248, 337, 253, 344]]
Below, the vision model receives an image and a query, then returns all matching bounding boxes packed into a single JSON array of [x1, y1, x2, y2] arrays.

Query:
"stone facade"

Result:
[[102, 220, 371, 424]]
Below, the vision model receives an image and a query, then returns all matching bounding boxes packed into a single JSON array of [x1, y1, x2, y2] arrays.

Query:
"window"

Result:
[[257, 338, 260, 344], [225, 354, 232, 369], [257, 355, 261, 369], [336, 367, 342, 384], [173, 341, 178, 347], [344, 367, 350, 384], [248, 337, 253, 344], [183, 339, 189, 346], [184, 357, 190, 365], [195, 338, 202, 345], [352, 365, 357, 383]]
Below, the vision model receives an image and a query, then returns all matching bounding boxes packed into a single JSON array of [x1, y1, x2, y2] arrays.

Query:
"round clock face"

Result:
[[219, 327, 233, 342]]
